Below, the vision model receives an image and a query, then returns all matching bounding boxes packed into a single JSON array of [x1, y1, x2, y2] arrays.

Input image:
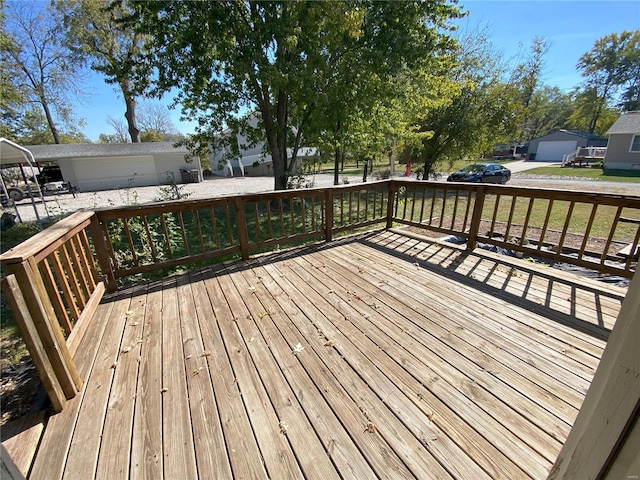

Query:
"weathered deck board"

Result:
[[27, 231, 618, 479]]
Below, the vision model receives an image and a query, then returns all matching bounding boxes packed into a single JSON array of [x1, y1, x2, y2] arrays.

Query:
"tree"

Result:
[[405, 26, 516, 178], [133, 1, 462, 190], [510, 37, 550, 142], [1, 1, 83, 143], [574, 30, 640, 133], [57, 0, 149, 142], [137, 102, 184, 142]]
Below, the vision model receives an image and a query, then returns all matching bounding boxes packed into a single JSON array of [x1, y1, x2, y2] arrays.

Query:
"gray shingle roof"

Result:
[[607, 111, 640, 135], [25, 142, 190, 161]]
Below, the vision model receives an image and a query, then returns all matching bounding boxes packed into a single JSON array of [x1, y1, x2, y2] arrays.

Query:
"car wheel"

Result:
[[500, 176, 508, 184], [7, 187, 25, 201]]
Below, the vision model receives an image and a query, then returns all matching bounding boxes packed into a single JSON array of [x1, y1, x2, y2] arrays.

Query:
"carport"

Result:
[[0, 137, 50, 226]]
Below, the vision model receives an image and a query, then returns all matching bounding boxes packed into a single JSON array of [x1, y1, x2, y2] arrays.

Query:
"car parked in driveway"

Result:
[[446, 163, 511, 184]]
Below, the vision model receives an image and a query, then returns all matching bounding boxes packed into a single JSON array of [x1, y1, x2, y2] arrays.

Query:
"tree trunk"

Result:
[[333, 147, 340, 185], [41, 99, 61, 144], [124, 96, 141, 143]]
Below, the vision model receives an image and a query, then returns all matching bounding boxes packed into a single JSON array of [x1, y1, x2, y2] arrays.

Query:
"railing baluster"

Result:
[[624, 224, 640, 274], [348, 191, 353, 225], [142, 216, 158, 264], [364, 188, 369, 222], [290, 196, 296, 235], [225, 204, 235, 246], [266, 200, 273, 239], [503, 195, 517, 242], [428, 187, 437, 226], [235, 197, 249, 260], [210, 206, 220, 250], [438, 188, 447, 229], [69, 236, 91, 302], [578, 204, 599, 261], [600, 206, 623, 265], [301, 196, 307, 233], [177, 211, 190, 257], [488, 194, 501, 240], [160, 213, 174, 259], [519, 197, 535, 247], [325, 189, 334, 242], [39, 257, 73, 335], [451, 190, 460, 231], [461, 190, 472, 233], [195, 209, 205, 253], [122, 218, 139, 267], [59, 243, 87, 310], [410, 185, 417, 223], [311, 196, 316, 231], [555, 201, 576, 260], [79, 230, 100, 287], [254, 202, 261, 242], [418, 185, 427, 225], [538, 199, 555, 251], [279, 198, 285, 236]]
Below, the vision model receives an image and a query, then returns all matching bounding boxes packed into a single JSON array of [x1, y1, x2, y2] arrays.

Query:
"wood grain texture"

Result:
[[30, 232, 621, 479]]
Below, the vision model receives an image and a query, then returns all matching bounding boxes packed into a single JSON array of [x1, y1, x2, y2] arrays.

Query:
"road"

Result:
[[5, 172, 639, 224]]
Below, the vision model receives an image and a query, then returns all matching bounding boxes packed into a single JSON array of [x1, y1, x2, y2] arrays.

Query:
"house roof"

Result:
[[23, 142, 190, 162], [607, 111, 640, 135]]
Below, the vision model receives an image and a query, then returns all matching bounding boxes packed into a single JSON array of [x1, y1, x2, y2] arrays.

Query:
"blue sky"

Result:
[[75, 0, 640, 141]]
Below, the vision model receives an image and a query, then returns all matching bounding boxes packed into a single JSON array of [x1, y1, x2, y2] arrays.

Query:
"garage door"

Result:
[[535, 141, 577, 161], [72, 156, 156, 191]]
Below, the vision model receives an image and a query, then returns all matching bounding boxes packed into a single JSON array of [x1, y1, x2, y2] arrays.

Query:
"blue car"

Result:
[[446, 163, 511, 184]]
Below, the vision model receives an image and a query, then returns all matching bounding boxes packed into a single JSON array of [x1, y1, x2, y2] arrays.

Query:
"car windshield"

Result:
[[460, 164, 486, 173]]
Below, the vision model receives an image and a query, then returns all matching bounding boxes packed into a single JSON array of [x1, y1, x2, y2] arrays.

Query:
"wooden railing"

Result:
[[0, 211, 111, 412], [391, 180, 640, 278], [1, 180, 638, 412], [95, 182, 390, 279]]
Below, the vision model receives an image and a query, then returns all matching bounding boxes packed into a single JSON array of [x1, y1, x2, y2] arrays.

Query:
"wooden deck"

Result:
[[24, 229, 626, 479]]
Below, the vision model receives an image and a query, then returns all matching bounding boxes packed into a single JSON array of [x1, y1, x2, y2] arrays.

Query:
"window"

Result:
[[631, 134, 640, 152]]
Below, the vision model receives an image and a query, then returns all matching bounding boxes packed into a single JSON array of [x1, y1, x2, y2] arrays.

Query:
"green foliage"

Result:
[[1, 1, 86, 143], [405, 26, 515, 178], [132, 1, 462, 190], [573, 30, 640, 133], [57, 0, 149, 142]]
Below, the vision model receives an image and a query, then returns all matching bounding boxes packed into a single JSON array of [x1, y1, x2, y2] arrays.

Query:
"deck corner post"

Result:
[[324, 188, 334, 242], [1, 275, 66, 413], [467, 185, 486, 251], [234, 197, 250, 260], [386, 180, 397, 230], [9, 259, 81, 400], [87, 213, 117, 292]]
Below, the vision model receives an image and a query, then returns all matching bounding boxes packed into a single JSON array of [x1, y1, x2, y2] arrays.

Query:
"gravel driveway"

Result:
[[6, 172, 639, 224]]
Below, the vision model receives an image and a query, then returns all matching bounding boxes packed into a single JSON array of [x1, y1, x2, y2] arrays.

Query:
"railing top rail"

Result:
[[0, 210, 95, 265], [391, 178, 640, 206]]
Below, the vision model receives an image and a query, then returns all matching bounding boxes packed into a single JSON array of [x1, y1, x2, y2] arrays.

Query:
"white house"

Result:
[[26, 142, 202, 192], [209, 117, 317, 177], [603, 111, 640, 172]]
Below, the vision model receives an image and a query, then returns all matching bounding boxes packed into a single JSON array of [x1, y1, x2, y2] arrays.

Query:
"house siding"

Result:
[[603, 133, 640, 170], [528, 131, 607, 161]]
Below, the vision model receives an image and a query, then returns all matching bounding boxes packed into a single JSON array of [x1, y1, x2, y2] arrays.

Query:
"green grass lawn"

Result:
[[520, 165, 640, 183]]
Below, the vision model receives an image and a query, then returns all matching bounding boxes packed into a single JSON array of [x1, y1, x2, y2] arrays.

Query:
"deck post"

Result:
[[235, 197, 250, 260], [1, 275, 66, 413], [9, 258, 82, 399], [386, 181, 397, 230], [324, 188, 334, 242], [467, 186, 486, 251], [87, 213, 117, 292]]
